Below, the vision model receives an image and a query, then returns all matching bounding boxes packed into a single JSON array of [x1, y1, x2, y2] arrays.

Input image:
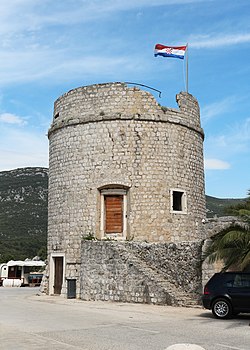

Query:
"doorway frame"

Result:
[[49, 252, 65, 296], [100, 188, 127, 240]]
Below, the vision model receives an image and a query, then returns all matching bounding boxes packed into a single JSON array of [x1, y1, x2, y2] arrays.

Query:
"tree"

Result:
[[226, 189, 250, 218], [203, 190, 250, 271], [37, 246, 47, 261]]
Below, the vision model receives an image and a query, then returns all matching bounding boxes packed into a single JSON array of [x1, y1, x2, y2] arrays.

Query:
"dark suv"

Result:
[[202, 272, 250, 319]]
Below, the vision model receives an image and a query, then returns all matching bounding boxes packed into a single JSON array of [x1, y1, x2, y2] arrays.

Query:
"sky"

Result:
[[0, 0, 249, 199]]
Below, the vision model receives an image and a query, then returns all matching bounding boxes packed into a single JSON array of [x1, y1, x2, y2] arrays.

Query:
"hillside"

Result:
[[0, 167, 48, 263], [0, 167, 247, 263], [205, 195, 246, 218]]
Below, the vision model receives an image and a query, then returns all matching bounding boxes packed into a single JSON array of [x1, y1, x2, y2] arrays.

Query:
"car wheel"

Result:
[[212, 298, 232, 319]]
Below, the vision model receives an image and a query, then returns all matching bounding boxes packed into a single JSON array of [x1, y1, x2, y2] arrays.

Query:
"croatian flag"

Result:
[[154, 44, 187, 60]]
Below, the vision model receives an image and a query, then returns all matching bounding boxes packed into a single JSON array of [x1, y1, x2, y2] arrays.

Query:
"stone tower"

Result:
[[47, 82, 206, 299]]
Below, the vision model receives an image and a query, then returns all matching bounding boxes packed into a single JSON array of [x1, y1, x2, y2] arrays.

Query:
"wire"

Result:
[[125, 82, 162, 98]]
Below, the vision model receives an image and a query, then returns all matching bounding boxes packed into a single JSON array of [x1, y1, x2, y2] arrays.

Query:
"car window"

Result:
[[226, 280, 234, 287], [232, 274, 250, 288]]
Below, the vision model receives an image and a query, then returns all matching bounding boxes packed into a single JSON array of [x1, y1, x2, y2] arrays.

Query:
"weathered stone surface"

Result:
[[80, 241, 202, 306], [46, 82, 206, 303]]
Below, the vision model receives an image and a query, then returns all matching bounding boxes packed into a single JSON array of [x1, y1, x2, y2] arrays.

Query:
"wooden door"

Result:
[[54, 257, 63, 295], [105, 195, 123, 233]]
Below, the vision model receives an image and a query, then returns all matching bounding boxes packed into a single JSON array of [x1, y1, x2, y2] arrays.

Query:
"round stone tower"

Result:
[[47, 82, 206, 296]]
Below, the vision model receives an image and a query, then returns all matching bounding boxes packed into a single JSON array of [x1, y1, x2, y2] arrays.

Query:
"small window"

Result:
[[233, 274, 250, 288], [24, 266, 30, 274], [226, 280, 234, 288], [170, 189, 187, 214]]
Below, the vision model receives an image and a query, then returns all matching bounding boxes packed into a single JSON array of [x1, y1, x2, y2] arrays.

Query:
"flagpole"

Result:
[[186, 43, 188, 93]]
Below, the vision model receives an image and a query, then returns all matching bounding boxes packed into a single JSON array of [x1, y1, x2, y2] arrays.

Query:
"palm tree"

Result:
[[203, 190, 250, 272]]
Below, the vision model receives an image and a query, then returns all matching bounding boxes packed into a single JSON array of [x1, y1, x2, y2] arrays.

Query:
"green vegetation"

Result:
[[205, 195, 246, 218], [203, 191, 250, 271], [82, 233, 96, 240], [0, 167, 48, 263]]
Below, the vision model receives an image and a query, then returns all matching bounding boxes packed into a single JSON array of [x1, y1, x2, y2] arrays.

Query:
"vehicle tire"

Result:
[[212, 298, 232, 319]]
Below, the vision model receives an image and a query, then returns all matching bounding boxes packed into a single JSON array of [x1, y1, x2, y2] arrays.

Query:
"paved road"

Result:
[[0, 287, 249, 350]]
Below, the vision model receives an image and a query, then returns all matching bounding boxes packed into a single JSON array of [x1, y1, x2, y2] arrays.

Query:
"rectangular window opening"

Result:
[[173, 191, 184, 211], [171, 189, 187, 214]]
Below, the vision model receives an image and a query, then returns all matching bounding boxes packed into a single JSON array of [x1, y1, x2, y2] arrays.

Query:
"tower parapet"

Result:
[[49, 83, 204, 140]]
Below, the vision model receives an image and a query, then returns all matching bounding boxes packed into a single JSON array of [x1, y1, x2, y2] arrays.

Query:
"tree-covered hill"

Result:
[[0, 167, 247, 263], [205, 195, 246, 218], [0, 167, 48, 263]]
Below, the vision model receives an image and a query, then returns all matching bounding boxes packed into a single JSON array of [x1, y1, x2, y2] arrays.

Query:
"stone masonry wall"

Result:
[[48, 120, 205, 242], [80, 241, 202, 306], [48, 83, 205, 242], [47, 82, 206, 298], [49, 83, 202, 135]]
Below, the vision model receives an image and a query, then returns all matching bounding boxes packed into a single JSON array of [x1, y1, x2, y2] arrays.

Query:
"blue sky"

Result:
[[0, 0, 249, 199]]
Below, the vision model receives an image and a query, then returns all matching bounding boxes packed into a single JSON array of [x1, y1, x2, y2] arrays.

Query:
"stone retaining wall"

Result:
[[80, 240, 202, 306]]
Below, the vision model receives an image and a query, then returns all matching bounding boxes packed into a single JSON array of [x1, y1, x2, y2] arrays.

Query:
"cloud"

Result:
[[190, 33, 250, 49], [0, 0, 210, 35], [0, 44, 150, 85], [0, 149, 48, 172], [0, 127, 48, 171], [206, 117, 250, 155], [0, 1, 241, 88], [204, 117, 249, 176], [204, 158, 230, 170], [0, 113, 27, 125], [227, 117, 250, 152], [201, 97, 236, 124]]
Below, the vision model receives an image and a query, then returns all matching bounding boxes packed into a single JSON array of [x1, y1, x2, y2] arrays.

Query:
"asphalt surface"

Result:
[[0, 287, 249, 350]]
